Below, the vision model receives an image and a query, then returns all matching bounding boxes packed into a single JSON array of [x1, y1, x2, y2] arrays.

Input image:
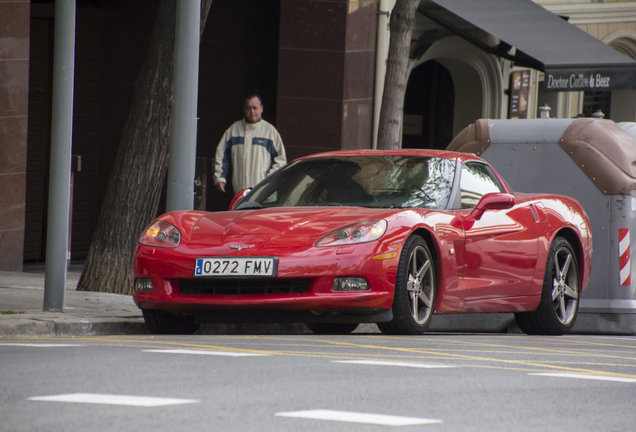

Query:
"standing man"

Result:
[[213, 94, 287, 194]]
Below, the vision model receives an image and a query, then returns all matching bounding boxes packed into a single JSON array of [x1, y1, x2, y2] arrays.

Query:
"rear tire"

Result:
[[305, 322, 359, 335], [142, 309, 200, 334], [515, 237, 580, 335], [378, 235, 436, 335]]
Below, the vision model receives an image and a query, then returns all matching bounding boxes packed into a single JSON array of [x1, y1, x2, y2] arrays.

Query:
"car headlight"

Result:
[[315, 220, 387, 247], [139, 221, 181, 247]]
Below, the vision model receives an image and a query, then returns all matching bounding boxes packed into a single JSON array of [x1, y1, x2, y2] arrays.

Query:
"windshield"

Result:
[[234, 155, 456, 210]]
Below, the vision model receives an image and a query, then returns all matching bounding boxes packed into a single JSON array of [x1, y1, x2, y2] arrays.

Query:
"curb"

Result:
[[0, 316, 147, 337]]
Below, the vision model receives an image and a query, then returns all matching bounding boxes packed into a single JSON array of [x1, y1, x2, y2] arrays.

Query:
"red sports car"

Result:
[[133, 149, 592, 335]]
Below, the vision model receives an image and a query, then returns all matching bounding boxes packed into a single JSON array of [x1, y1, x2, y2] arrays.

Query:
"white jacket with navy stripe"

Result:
[[213, 118, 287, 192]]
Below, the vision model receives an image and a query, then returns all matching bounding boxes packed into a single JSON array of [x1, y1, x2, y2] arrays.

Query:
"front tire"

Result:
[[378, 235, 436, 335], [515, 237, 580, 335], [142, 309, 200, 334]]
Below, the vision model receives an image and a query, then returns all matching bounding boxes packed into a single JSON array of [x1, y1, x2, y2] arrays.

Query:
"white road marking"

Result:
[[530, 373, 636, 383], [143, 349, 269, 357], [276, 409, 442, 426], [28, 393, 198, 407], [0, 343, 83, 347], [333, 359, 456, 368]]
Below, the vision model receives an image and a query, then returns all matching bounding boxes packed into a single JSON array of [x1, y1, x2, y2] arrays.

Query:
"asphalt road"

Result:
[[2, 333, 636, 431]]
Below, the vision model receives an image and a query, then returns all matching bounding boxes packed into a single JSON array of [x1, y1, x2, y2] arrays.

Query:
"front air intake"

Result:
[[179, 278, 312, 295]]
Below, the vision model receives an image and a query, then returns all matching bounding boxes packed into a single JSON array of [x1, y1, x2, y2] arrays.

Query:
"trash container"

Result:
[[448, 118, 636, 334]]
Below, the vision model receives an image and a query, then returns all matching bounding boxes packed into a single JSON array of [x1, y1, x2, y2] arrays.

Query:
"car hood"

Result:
[[188, 207, 394, 242]]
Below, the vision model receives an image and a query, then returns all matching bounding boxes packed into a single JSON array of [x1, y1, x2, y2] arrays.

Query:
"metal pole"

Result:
[[373, 0, 394, 149], [167, 0, 201, 211], [43, 0, 76, 311]]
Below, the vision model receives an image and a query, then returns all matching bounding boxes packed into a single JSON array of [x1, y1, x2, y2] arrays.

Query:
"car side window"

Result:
[[460, 162, 503, 209]]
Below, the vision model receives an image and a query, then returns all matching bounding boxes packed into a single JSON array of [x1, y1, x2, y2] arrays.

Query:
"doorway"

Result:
[[403, 60, 454, 150]]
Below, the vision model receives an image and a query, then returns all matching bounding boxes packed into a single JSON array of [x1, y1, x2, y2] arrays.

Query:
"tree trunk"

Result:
[[78, 1, 213, 294], [377, 0, 420, 150]]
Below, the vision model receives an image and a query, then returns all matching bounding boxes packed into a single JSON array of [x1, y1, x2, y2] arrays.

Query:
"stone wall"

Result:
[[0, 0, 29, 271]]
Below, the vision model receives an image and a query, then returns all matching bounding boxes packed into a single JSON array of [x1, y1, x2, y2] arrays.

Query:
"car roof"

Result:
[[295, 148, 484, 164]]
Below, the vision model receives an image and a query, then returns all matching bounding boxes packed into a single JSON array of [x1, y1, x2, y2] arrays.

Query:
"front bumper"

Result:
[[132, 241, 399, 319]]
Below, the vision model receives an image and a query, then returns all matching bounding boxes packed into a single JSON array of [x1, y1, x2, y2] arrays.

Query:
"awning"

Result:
[[417, 0, 636, 91]]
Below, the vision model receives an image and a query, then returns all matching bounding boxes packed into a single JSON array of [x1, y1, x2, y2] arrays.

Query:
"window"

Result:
[[583, 90, 611, 118], [460, 162, 503, 209]]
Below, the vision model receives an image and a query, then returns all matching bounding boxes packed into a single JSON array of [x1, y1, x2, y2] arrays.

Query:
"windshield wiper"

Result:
[[359, 203, 402, 209], [235, 201, 263, 210]]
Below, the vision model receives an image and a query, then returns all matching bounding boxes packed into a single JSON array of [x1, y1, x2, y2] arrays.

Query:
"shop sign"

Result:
[[543, 67, 636, 92], [508, 69, 530, 119]]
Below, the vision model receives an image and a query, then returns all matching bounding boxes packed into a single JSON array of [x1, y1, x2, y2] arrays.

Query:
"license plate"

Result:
[[194, 257, 277, 277]]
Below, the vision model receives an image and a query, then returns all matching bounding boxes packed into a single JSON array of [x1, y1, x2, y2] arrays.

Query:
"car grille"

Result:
[[179, 278, 312, 295]]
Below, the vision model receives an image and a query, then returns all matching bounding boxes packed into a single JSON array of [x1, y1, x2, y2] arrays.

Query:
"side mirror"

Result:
[[228, 188, 251, 210], [470, 192, 515, 220]]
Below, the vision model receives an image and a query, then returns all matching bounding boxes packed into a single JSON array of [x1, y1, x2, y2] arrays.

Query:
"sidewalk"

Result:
[[0, 267, 146, 337]]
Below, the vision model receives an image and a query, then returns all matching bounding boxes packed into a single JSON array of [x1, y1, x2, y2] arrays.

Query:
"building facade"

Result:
[[394, 0, 636, 151], [0, 0, 635, 271]]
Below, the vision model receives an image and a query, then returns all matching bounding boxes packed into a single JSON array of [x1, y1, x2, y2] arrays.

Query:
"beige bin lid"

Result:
[[448, 118, 636, 195], [447, 118, 491, 156]]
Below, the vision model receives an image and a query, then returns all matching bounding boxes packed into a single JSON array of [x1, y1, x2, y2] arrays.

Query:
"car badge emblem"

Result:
[[229, 244, 255, 251]]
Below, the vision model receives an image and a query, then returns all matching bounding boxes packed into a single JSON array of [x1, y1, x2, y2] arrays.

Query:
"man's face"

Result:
[[243, 97, 263, 123]]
